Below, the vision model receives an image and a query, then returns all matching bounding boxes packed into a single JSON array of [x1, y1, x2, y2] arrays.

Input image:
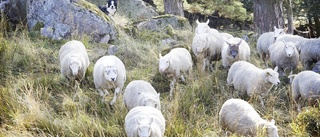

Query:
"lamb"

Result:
[[256, 26, 286, 67], [123, 80, 161, 111], [125, 106, 166, 137], [159, 48, 192, 97], [227, 61, 280, 108], [290, 71, 320, 112], [221, 38, 251, 68], [296, 38, 320, 70], [93, 55, 126, 105], [192, 19, 228, 71], [219, 98, 279, 137], [59, 40, 90, 83], [268, 40, 299, 81]]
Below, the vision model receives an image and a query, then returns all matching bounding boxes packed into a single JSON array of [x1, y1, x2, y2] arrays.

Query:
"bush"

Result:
[[291, 106, 320, 136]]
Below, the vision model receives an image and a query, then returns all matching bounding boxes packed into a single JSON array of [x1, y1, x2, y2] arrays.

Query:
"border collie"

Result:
[[99, 0, 117, 16]]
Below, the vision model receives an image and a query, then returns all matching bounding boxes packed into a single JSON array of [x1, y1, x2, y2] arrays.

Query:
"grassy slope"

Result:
[[0, 4, 312, 137]]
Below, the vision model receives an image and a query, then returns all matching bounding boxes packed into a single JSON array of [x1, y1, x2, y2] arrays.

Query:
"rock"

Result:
[[27, 0, 118, 42], [0, 0, 27, 25], [135, 15, 191, 32], [119, 0, 158, 21]]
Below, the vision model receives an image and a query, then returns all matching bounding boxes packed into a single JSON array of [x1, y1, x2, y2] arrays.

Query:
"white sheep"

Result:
[[125, 106, 166, 137], [123, 80, 161, 111], [268, 41, 299, 82], [256, 27, 286, 67], [159, 48, 192, 97], [290, 71, 320, 112], [221, 38, 250, 68], [193, 19, 228, 71], [276, 34, 306, 52], [227, 61, 280, 108], [93, 55, 126, 105], [296, 38, 320, 70], [219, 98, 279, 137], [220, 32, 234, 41], [59, 40, 90, 83]]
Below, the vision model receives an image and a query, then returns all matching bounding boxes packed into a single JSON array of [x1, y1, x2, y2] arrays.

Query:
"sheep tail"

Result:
[[288, 74, 297, 79]]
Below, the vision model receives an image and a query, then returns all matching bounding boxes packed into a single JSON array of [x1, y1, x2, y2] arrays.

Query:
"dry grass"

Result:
[[0, 8, 317, 137]]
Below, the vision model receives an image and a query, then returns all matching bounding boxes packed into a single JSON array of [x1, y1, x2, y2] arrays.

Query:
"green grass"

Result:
[[0, 7, 317, 137]]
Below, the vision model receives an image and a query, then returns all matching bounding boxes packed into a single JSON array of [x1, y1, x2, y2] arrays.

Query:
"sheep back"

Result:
[[123, 80, 161, 111], [227, 61, 280, 97], [59, 40, 90, 81], [93, 55, 126, 91], [276, 34, 305, 51], [291, 71, 320, 110], [219, 98, 279, 136], [299, 39, 320, 69], [125, 106, 165, 137], [221, 38, 250, 68], [159, 48, 192, 77]]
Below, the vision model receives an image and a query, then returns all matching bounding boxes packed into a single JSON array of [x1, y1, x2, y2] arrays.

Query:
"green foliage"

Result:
[[291, 106, 320, 136]]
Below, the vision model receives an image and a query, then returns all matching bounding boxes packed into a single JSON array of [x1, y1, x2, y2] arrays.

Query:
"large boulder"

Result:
[[135, 15, 192, 31], [119, 0, 158, 21], [0, 0, 27, 25], [27, 0, 118, 43]]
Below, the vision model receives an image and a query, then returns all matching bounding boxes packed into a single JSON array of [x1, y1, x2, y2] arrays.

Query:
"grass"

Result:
[[0, 5, 318, 137]]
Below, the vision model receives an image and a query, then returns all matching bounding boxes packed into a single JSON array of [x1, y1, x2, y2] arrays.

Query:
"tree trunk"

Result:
[[164, 0, 184, 16], [253, 0, 284, 34], [314, 16, 320, 38], [285, 0, 294, 34]]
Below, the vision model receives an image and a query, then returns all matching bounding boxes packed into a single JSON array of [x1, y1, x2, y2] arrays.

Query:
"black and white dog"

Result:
[[99, 0, 117, 16]]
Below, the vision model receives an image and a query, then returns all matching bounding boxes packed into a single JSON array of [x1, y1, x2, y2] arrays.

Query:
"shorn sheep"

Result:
[[290, 71, 320, 112], [221, 38, 250, 68], [227, 61, 280, 108], [93, 55, 126, 105], [269, 40, 299, 81], [123, 80, 161, 111], [59, 40, 90, 84], [192, 19, 228, 71], [256, 26, 286, 67], [125, 106, 166, 137], [159, 48, 192, 97], [219, 98, 279, 137]]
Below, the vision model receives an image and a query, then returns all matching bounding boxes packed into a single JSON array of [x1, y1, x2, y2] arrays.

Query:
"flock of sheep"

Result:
[[58, 18, 320, 136]]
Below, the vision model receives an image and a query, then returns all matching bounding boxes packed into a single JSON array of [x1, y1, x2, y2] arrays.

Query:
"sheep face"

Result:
[[284, 42, 296, 57], [265, 120, 279, 137], [193, 34, 208, 52], [69, 58, 81, 76], [144, 94, 160, 109], [273, 27, 286, 41], [195, 19, 210, 34], [136, 118, 153, 137], [265, 67, 280, 86], [226, 39, 242, 58], [104, 66, 118, 82], [159, 56, 170, 73]]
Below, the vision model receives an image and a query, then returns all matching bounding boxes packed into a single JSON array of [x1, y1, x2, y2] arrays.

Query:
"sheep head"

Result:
[[273, 26, 286, 42], [136, 118, 153, 137], [195, 19, 210, 34], [193, 33, 209, 53], [104, 66, 118, 82], [265, 67, 280, 86], [143, 93, 161, 110], [263, 119, 279, 137], [159, 55, 171, 74], [226, 39, 242, 58], [69, 56, 82, 77], [283, 41, 296, 57]]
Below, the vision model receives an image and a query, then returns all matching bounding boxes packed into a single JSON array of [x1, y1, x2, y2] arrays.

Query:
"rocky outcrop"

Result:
[[27, 0, 118, 43], [0, 0, 27, 25], [119, 0, 158, 21], [135, 15, 192, 31]]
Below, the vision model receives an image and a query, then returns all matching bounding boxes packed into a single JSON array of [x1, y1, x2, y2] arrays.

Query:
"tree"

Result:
[[253, 0, 285, 34], [164, 0, 184, 16], [284, 0, 294, 34]]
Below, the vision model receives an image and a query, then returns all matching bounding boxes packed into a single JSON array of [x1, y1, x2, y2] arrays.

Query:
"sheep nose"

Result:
[[111, 78, 115, 81]]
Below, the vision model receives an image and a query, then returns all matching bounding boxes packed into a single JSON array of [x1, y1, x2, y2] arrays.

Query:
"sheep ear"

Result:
[[270, 119, 276, 125], [237, 39, 242, 45], [136, 118, 142, 125], [274, 66, 278, 72], [226, 40, 231, 46], [274, 26, 277, 30], [196, 19, 200, 25], [206, 19, 210, 25], [158, 53, 163, 59]]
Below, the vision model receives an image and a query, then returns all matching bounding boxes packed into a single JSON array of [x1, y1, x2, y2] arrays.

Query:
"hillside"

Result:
[[0, 2, 318, 137]]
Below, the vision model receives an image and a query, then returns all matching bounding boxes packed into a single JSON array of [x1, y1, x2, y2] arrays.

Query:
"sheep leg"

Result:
[[201, 59, 206, 72], [180, 75, 185, 83], [169, 78, 177, 97], [289, 70, 293, 83], [97, 88, 110, 97], [110, 87, 120, 105], [259, 96, 266, 108]]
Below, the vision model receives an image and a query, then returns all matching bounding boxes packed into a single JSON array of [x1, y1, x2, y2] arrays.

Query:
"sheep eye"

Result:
[[106, 70, 110, 75], [155, 104, 158, 108]]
